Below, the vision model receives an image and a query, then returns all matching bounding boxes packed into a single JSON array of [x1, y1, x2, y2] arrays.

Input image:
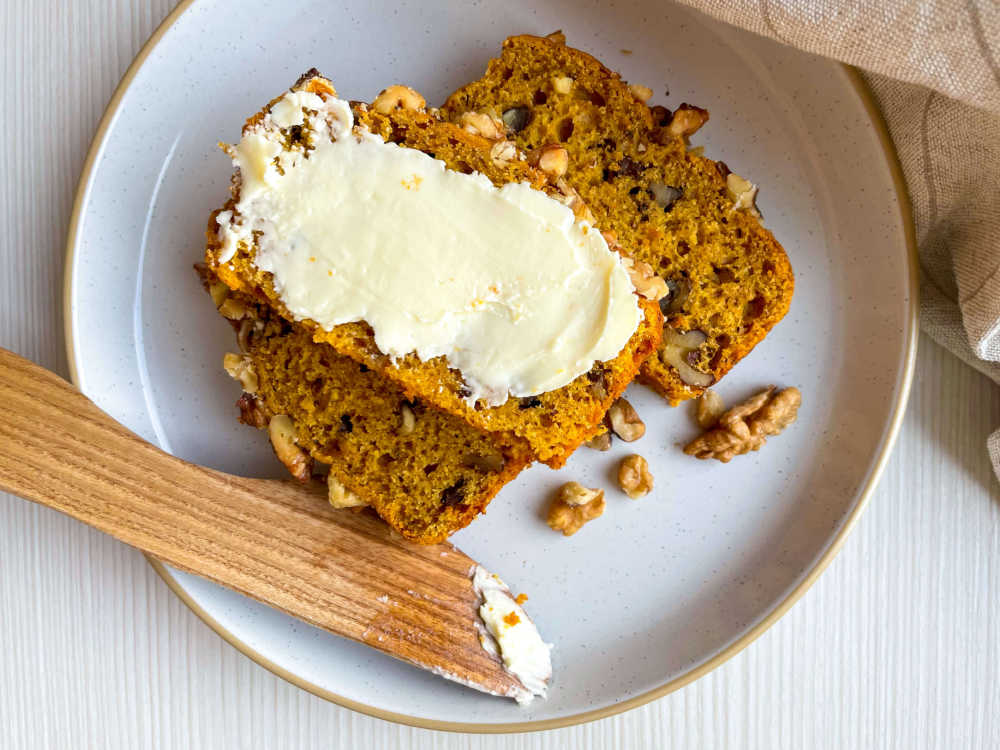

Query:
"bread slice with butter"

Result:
[[205, 72, 663, 468], [442, 33, 794, 404], [200, 273, 529, 545]]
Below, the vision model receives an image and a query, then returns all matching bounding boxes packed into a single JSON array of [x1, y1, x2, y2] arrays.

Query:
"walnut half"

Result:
[[547, 482, 605, 536], [684, 386, 802, 462], [618, 454, 653, 499]]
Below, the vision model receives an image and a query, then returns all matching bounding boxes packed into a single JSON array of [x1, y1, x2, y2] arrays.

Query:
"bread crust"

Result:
[[443, 34, 794, 403], [205, 73, 663, 466]]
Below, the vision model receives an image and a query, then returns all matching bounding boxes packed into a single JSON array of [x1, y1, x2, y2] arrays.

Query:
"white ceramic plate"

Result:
[[65, 0, 917, 732]]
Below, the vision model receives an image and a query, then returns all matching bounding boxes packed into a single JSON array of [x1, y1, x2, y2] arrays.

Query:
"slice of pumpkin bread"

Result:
[[200, 273, 530, 545], [442, 33, 794, 404], [205, 72, 663, 468]]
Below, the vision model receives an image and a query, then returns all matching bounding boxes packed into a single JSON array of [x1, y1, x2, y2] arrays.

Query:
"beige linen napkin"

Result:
[[674, 0, 1000, 474]]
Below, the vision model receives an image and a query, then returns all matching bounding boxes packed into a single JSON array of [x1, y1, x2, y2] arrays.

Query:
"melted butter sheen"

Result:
[[217, 90, 641, 405]]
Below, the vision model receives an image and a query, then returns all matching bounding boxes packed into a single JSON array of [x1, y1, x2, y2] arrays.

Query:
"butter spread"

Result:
[[471, 565, 552, 704], [217, 89, 641, 405]]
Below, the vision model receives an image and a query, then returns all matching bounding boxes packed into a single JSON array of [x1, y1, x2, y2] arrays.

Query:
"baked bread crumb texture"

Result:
[[444, 33, 794, 404], [200, 33, 793, 543]]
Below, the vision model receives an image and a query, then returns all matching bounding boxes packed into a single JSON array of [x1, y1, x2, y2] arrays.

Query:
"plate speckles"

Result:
[[65, 0, 915, 731]]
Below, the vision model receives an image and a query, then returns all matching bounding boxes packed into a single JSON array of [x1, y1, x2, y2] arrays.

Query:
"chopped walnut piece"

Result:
[[372, 85, 426, 114], [222, 352, 258, 394], [268, 414, 312, 481], [618, 454, 653, 499], [607, 397, 645, 442], [546, 29, 566, 44], [726, 173, 762, 218], [551, 76, 573, 95], [587, 368, 609, 401], [666, 104, 709, 138], [695, 389, 725, 429], [546, 482, 605, 536], [490, 139, 519, 167], [554, 178, 596, 224], [236, 393, 269, 429], [621, 256, 669, 301], [601, 229, 621, 250], [660, 328, 713, 388], [236, 318, 256, 353], [459, 111, 504, 140], [218, 297, 248, 321], [585, 431, 612, 451], [536, 143, 569, 179], [629, 84, 653, 103], [558, 481, 601, 506], [684, 386, 802, 462], [399, 403, 416, 435], [328, 474, 367, 509], [208, 281, 229, 308]]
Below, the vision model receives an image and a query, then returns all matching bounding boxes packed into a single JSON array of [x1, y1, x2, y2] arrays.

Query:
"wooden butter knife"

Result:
[[0, 347, 536, 702]]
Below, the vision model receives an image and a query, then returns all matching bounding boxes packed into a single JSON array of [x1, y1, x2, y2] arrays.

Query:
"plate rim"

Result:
[[61, 0, 920, 733]]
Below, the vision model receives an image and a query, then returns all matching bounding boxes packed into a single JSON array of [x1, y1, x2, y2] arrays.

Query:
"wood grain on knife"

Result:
[[0, 348, 522, 698]]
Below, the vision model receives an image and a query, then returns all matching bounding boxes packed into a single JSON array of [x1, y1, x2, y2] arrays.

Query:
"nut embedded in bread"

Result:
[[442, 34, 794, 404], [204, 72, 663, 468], [202, 277, 530, 544]]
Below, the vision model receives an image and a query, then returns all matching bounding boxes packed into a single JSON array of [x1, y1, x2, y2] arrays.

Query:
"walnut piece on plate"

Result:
[[607, 397, 645, 442], [618, 454, 653, 499], [546, 482, 605, 536], [684, 386, 801, 462]]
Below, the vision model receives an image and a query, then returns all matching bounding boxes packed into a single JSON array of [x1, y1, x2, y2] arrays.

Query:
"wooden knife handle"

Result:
[[0, 347, 523, 699]]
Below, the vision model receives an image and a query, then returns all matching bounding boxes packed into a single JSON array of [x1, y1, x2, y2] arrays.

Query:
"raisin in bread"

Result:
[[205, 72, 663, 467], [442, 33, 794, 404]]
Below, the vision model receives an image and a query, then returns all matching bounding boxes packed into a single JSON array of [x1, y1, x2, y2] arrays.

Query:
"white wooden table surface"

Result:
[[3, 1, 999, 747]]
